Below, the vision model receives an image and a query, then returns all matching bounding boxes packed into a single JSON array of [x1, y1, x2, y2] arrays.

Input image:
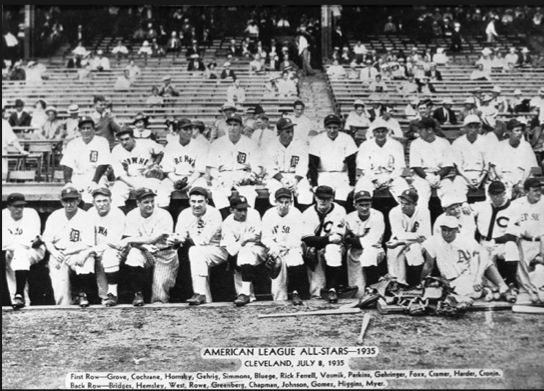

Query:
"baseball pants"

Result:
[[125, 247, 179, 303], [233, 244, 268, 301], [410, 175, 467, 206], [49, 251, 95, 305], [307, 244, 343, 298], [70, 173, 109, 204], [347, 247, 385, 299], [270, 247, 305, 301], [267, 176, 314, 206], [516, 241, 544, 302], [4, 246, 46, 304], [188, 245, 229, 303], [94, 247, 123, 302], [157, 177, 208, 208], [386, 243, 425, 285], [355, 173, 410, 204], [317, 172, 353, 202], [111, 177, 161, 208]]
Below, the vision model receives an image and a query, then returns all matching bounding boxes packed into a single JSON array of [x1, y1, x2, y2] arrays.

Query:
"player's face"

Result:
[[231, 207, 248, 222], [94, 100, 106, 114], [137, 196, 155, 217], [489, 191, 506, 207], [119, 135, 135, 151], [61, 197, 80, 214], [190, 195, 207, 216], [445, 203, 462, 218], [326, 124, 340, 140], [179, 127, 192, 145], [79, 123, 95, 143], [373, 127, 388, 142], [354, 201, 372, 217], [93, 194, 111, 216], [316, 196, 333, 212], [400, 198, 416, 216], [276, 197, 292, 216], [465, 123, 480, 137], [441, 226, 458, 243], [294, 105, 304, 117], [509, 127, 523, 142], [526, 186, 542, 204], [8, 205, 24, 221], [227, 121, 242, 142], [279, 128, 294, 145]]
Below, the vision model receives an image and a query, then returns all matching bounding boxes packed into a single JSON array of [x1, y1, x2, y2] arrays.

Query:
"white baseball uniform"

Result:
[[355, 137, 409, 203], [124, 206, 178, 303], [60, 135, 111, 203], [207, 135, 262, 209], [433, 211, 477, 239], [409, 136, 467, 205], [309, 132, 358, 201], [158, 138, 208, 207], [2, 119, 18, 180], [302, 203, 347, 298], [263, 137, 313, 205], [175, 205, 227, 303], [42, 208, 94, 305], [345, 209, 385, 298], [262, 206, 305, 300], [387, 205, 432, 285], [451, 135, 489, 195], [2, 207, 45, 304], [286, 113, 315, 145]]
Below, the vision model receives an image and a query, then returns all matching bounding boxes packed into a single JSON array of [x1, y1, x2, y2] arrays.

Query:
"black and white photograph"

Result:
[[2, 4, 544, 389]]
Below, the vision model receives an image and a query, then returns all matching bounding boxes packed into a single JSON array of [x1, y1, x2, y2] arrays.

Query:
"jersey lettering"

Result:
[[496, 216, 510, 228], [174, 155, 195, 166], [89, 150, 99, 163], [237, 152, 247, 164], [281, 226, 290, 234], [411, 221, 420, 233], [70, 229, 81, 242], [290, 156, 299, 168], [8, 228, 23, 235], [196, 218, 205, 234], [97, 226, 108, 237], [531, 213, 540, 221], [323, 221, 333, 234], [122, 157, 150, 166]]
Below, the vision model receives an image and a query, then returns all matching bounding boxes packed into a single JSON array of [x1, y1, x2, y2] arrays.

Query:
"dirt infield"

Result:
[[2, 303, 544, 389]]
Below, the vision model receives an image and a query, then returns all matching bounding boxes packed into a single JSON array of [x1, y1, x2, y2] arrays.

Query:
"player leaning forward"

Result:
[[2, 193, 46, 308]]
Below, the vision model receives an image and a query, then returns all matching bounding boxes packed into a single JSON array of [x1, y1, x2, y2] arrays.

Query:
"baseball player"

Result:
[[2, 193, 46, 308], [221, 195, 268, 306], [344, 190, 386, 298], [121, 188, 178, 306], [287, 99, 317, 145], [488, 118, 538, 199], [262, 188, 308, 305], [110, 126, 164, 208], [172, 187, 227, 305], [86, 187, 127, 306], [301, 185, 347, 303], [60, 116, 111, 205], [422, 216, 513, 301], [42, 187, 95, 307], [158, 118, 209, 208], [433, 192, 477, 240], [355, 118, 409, 204], [505, 178, 544, 303], [263, 117, 313, 207], [386, 188, 432, 287], [451, 115, 490, 196], [409, 117, 466, 206], [308, 114, 358, 204], [206, 113, 263, 212]]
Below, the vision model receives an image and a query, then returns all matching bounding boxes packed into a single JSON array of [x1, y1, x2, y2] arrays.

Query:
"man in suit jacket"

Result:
[[517, 48, 533, 68], [433, 98, 458, 125], [8, 99, 32, 127], [424, 63, 443, 81]]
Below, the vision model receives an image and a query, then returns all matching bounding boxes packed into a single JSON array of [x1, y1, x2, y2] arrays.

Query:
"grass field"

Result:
[[2, 300, 544, 389]]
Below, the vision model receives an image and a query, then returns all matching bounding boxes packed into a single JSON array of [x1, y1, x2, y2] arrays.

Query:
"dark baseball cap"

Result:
[[189, 186, 209, 198], [7, 193, 26, 206], [92, 187, 112, 197], [506, 118, 525, 131], [226, 113, 243, 125], [15, 99, 24, 107], [488, 181, 506, 194], [399, 188, 419, 204], [354, 190, 372, 203], [315, 185, 335, 199], [254, 104, 265, 115], [178, 118, 193, 129], [230, 195, 249, 209], [116, 125, 134, 138], [61, 187, 81, 200], [416, 117, 436, 130], [275, 188, 292, 200], [135, 187, 156, 200], [192, 120, 205, 132], [78, 116, 95, 128], [324, 114, 341, 127], [276, 117, 296, 131], [524, 178, 542, 191]]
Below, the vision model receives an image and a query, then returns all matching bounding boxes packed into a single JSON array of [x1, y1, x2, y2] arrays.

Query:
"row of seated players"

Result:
[[3, 175, 543, 309]]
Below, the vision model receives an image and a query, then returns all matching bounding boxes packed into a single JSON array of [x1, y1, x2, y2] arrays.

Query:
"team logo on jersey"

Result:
[[70, 229, 81, 242], [496, 216, 510, 228], [89, 150, 99, 163], [457, 249, 472, 264], [97, 226, 108, 236], [122, 157, 150, 166], [237, 152, 247, 164], [411, 222, 420, 233], [196, 218, 205, 234], [290, 156, 299, 168], [8, 228, 23, 235]]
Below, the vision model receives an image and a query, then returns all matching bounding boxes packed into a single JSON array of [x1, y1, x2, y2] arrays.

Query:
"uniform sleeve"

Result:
[[356, 142, 370, 172], [294, 146, 309, 178], [343, 134, 358, 158], [388, 208, 405, 238], [409, 139, 422, 168], [194, 146, 208, 174], [392, 140, 406, 176], [206, 141, 220, 169], [59, 142, 75, 169], [439, 139, 454, 167], [220, 218, 241, 256], [308, 136, 320, 157], [155, 209, 174, 235], [110, 147, 127, 178], [159, 148, 174, 174], [359, 212, 385, 249], [42, 212, 60, 243], [261, 210, 276, 249], [174, 210, 190, 238], [79, 213, 95, 246], [418, 208, 433, 239], [21, 209, 42, 244], [520, 142, 538, 171], [150, 140, 164, 156], [123, 211, 141, 237], [96, 138, 112, 165], [110, 209, 127, 242], [422, 236, 438, 258]]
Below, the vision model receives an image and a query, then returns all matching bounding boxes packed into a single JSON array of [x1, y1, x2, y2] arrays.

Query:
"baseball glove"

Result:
[[141, 164, 164, 180], [302, 243, 319, 271], [264, 254, 282, 279], [174, 177, 189, 190]]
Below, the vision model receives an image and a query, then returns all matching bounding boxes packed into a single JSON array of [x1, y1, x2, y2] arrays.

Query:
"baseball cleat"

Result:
[[291, 291, 303, 306], [133, 292, 144, 307], [104, 293, 118, 307], [327, 289, 338, 304], [79, 293, 90, 308], [187, 294, 206, 306], [234, 294, 250, 307], [501, 288, 517, 303], [12, 294, 25, 309]]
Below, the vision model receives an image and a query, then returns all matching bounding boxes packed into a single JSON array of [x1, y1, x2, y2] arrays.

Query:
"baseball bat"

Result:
[[512, 305, 544, 314], [357, 312, 371, 345], [258, 308, 360, 318]]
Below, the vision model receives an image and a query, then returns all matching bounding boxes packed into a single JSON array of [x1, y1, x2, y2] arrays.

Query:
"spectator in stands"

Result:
[[133, 24, 147, 42], [505, 47, 519, 66], [332, 24, 345, 50], [490, 86, 508, 113], [353, 41, 367, 64], [113, 69, 132, 90], [530, 87, 544, 127], [158, 76, 180, 97], [131, 113, 155, 140], [417, 76, 436, 94], [276, 14, 291, 34], [205, 61, 218, 79], [366, 96, 387, 123], [187, 54, 206, 73], [9, 61, 26, 81], [406, 100, 440, 140], [339, 45, 352, 65], [450, 22, 462, 52], [389, 62, 406, 80], [255, 41, 267, 60], [245, 19, 260, 40], [326, 59, 346, 80], [396, 74, 419, 97], [185, 39, 200, 59], [517, 47, 533, 68], [479, 94, 500, 129], [368, 73, 388, 93], [249, 53, 265, 75], [477, 47, 494, 72], [433, 98, 458, 125], [345, 100, 371, 134], [241, 36, 253, 58], [111, 39, 129, 59], [384, 16, 397, 35], [63, 104, 80, 146], [404, 96, 420, 121], [226, 39, 239, 58], [25, 61, 46, 87], [226, 79, 247, 106], [75, 61, 93, 82], [91, 95, 121, 149], [146, 86, 164, 108], [137, 40, 153, 58], [2, 102, 28, 181], [425, 63, 443, 81], [30, 99, 48, 130], [251, 114, 277, 148], [72, 41, 88, 62], [220, 62, 237, 81], [297, 26, 315, 76], [41, 106, 65, 140], [470, 63, 491, 81], [432, 48, 449, 66], [359, 59, 379, 84], [123, 60, 140, 83], [8, 99, 32, 128], [211, 102, 237, 141], [268, 43, 279, 71], [347, 61, 361, 80], [165, 32, 181, 55], [485, 15, 499, 44], [279, 53, 298, 74], [91, 50, 110, 72], [276, 70, 298, 98], [508, 89, 530, 114], [264, 75, 279, 98]]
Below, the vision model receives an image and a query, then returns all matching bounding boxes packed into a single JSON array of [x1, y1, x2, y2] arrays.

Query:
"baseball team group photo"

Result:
[[2, 4, 544, 390]]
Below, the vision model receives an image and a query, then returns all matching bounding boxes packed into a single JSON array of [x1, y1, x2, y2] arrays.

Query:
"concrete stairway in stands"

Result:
[[298, 70, 336, 131]]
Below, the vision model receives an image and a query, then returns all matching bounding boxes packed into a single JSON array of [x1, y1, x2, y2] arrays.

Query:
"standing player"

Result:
[[60, 116, 111, 206], [42, 187, 95, 306], [308, 114, 358, 205], [172, 187, 227, 305], [262, 188, 308, 305], [302, 185, 347, 303], [344, 190, 385, 298], [433, 193, 477, 239], [386, 188, 432, 287], [2, 193, 46, 308], [110, 126, 164, 209], [158, 118, 209, 208], [263, 117, 313, 207], [221, 195, 268, 306], [86, 188, 127, 307], [121, 188, 178, 306]]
